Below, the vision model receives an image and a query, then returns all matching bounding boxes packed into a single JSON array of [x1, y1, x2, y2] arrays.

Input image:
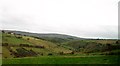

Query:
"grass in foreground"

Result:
[[2, 55, 119, 64]]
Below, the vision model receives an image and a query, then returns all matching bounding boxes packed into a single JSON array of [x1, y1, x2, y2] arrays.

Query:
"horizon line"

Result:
[[1, 29, 119, 40]]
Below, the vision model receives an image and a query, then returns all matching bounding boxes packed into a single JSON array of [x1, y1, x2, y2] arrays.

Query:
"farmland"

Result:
[[2, 55, 119, 64], [1, 30, 120, 64]]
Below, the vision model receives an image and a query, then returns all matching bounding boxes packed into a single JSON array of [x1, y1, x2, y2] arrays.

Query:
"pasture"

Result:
[[2, 55, 119, 64], [1, 31, 120, 64]]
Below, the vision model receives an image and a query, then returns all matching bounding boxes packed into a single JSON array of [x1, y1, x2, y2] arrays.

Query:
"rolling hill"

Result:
[[1, 31, 73, 58], [2, 30, 84, 43], [1, 30, 120, 64]]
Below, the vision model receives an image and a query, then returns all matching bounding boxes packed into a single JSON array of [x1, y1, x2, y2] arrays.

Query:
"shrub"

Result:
[[116, 40, 120, 44], [35, 45, 45, 48], [7, 32, 12, 34], [71, 51, 74, 54], [2, 30, 5, 33], [20, 44, 29, 47], [5, 57, 7, 58], [29, 45, 34, 47], [2, 43, 8, 46], [6, 35, 11, 37], [16, 48, 37, 57], [16, 36, 22, 39], [48, 53, 53, 56], [24, 35, 26, 36], [41, 53, 43, 56], [27, 38, 30, 40], [59, 52, 64, 55]]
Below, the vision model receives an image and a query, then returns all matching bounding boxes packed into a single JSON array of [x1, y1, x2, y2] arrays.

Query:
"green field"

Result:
[[2, 55, 119, 64], [2, 33, 29, 44], [1, 30, 120, 64]]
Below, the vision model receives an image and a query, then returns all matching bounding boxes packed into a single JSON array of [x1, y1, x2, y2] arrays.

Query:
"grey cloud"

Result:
[[0, 0, 118, 39]]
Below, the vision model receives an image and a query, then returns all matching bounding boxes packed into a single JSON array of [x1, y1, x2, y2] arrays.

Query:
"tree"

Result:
[[116, 40, 120, 44], [48, 53, 52, 56], [27, 38, 30, 40], [2, 30, 5, 33], [71, 51, 74, 54], [106, 43, 112, 51], [59, 52, 64, 55]]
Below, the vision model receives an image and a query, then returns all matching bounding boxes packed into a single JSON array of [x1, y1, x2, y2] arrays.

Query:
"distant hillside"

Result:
[[1, 30, 120, 59], [1, 32, 73, 58], [2, 30, 85, 43], [62, 39, 120, 53]]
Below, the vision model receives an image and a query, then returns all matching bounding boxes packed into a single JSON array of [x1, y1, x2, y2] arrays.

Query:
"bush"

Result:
[[103, 52, 119, 55], [16, 48, 37, 57], [48, 53, 53, 56], [116, 40, 120, 44], [59, 52, 64, 55], [20, 44, 29, 47], [16, 36, 22, 39], [2, 30, 5, 33], [35, 45, 45, 48], [71, 51, 74, 54], [5, 57, 7, 58], [27, 38, 30, 40], [41, 53, 43, 56], [2, 43, 8, 46], [29, 45, 34, 47]]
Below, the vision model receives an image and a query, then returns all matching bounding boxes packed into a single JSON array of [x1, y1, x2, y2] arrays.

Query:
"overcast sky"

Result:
[[0, 0, 119, 39]]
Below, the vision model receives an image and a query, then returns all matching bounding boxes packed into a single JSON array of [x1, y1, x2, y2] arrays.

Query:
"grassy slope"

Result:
[[62, 39, 118, 51], [23, 36, 71, 53], [83, 40, 116, 44], [2, 32, 120, 64], [2, 55, 119, 64], [2, 47, 14, 58], [2, 33, 72, 58], [2, 33, 32, 45]]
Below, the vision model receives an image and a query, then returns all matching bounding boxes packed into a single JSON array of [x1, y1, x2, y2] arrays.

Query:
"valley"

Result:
[[1, 30, 120, 64]]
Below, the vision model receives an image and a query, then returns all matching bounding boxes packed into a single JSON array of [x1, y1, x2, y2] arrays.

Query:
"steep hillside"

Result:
[[1, 30, 120, 64], [1, 30, 120, 59], [2, 30, 84, 43], [62, 40, 120, 53], [2, 32, 72, 58]]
